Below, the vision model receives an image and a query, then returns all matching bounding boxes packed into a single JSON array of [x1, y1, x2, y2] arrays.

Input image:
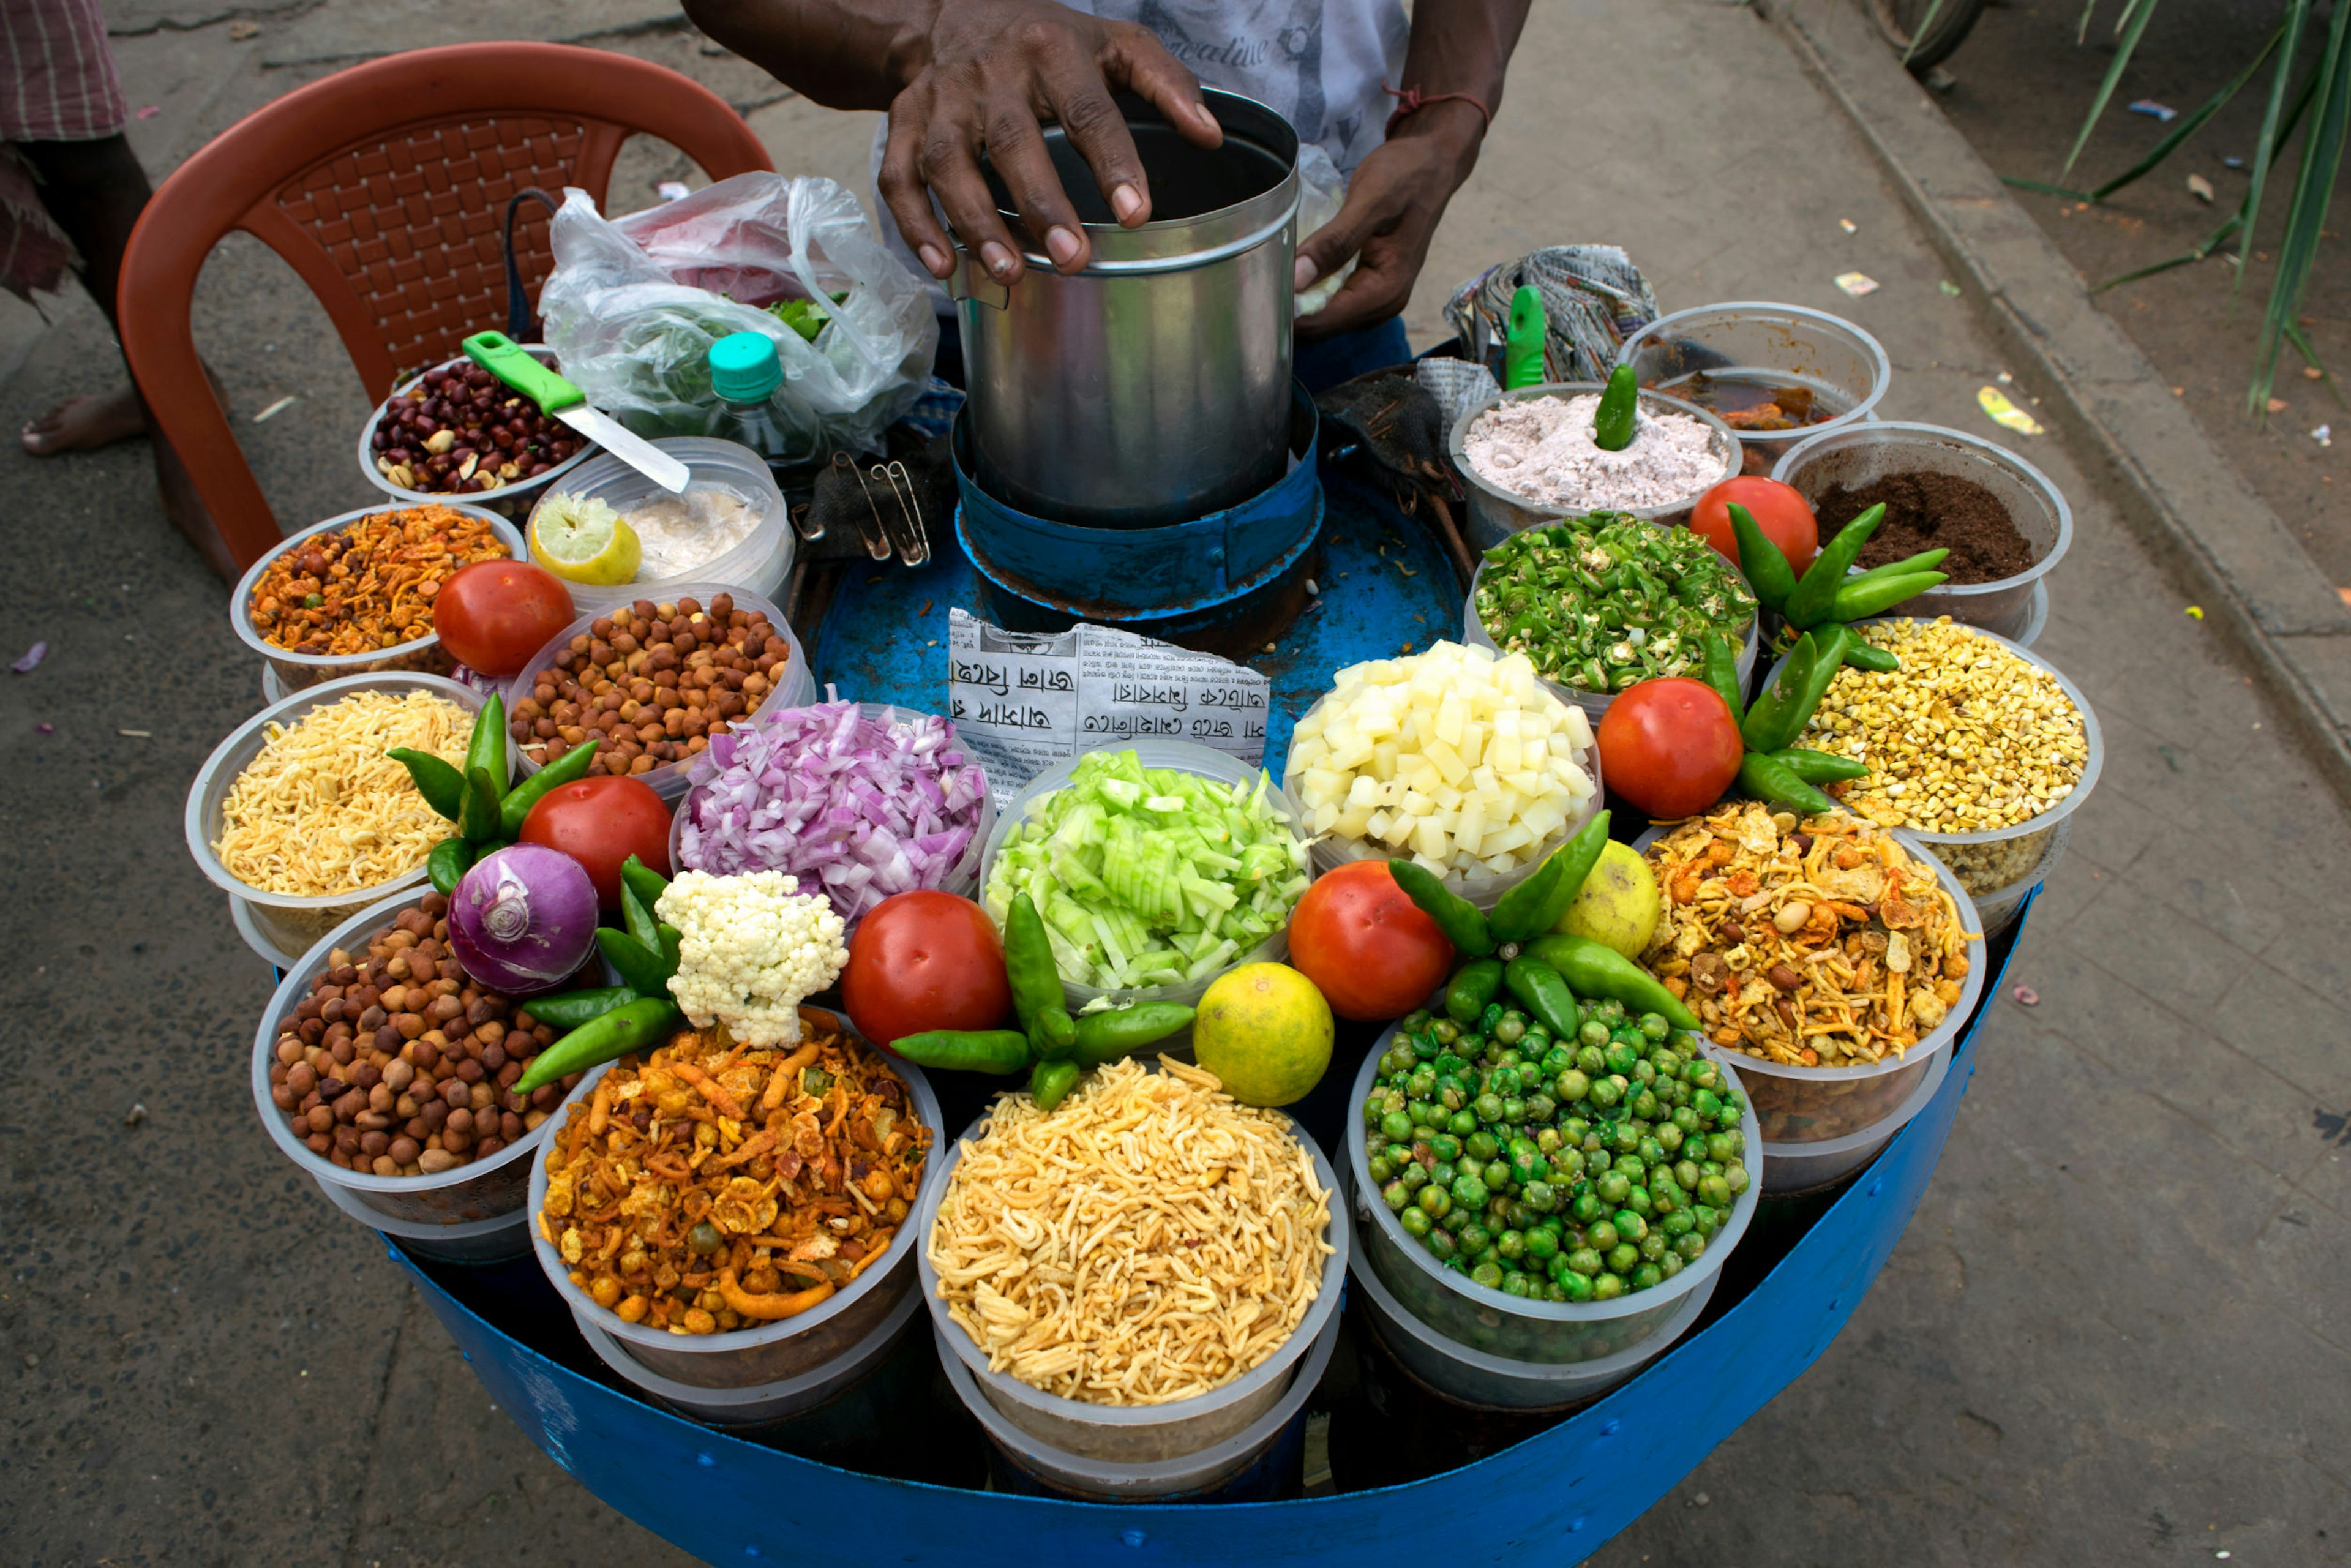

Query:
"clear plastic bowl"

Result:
[[668, 702, 994, 926], [188, 672, 487, 961], [307, 1169, 531, 1264], [936, 1309, 1339, 1502], [1616, 302, 1892, 476], [572, 1277, 923, 1429], [978, 738, 1309, 1021], [527, 1008, 943, 1389], [229, 502, 522, 692], [1345, 1170, 1719, 1411], [249, 890, 559, 1225], [1760, 617, 2102, 898], [1757, 1041, 1951, 1196], [1461, 547, 1760, 728], [916, 1092, 1349, 1463], [501, 582, 814, 805], [1770, 421, 2074, 640], [527, 437, 794, 613], [1447, 381, 1741, 551], [1632, 820, 1987, 1144], [2015, 577, 2049, 650], [1970, 815, 2069, 940], [230, 893, 299, 972], [1346, 1024, 1760, 1364], [1283, 684, 1604, 913], [358, 345, 599, 522]]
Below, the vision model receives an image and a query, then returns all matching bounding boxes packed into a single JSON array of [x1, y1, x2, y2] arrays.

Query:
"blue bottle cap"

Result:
[[708, 332, 783, 402]]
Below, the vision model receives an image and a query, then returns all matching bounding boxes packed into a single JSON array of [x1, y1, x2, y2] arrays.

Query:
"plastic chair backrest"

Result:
[[118, 42, 774, 571]]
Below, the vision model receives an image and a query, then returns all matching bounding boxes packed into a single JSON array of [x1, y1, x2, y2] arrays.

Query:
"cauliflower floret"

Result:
[[656, 870, 848, 1047]]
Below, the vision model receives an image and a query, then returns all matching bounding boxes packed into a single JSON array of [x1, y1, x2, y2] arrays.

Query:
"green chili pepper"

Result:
[[1447, 958, 1505, 1024], [499, 740, 598, 838], [620, 855, 670, 915], [1592, 364, 1640, 452], [389, 749, 468, 824], [426, 835, 474, 896], [1736, 751, 1839, 817], [1004, 891, 1076, 1052], [1523, 935, 1701, 1032], [1847, 547, 1949, 583], [1071, 1003, 1197, 1065], [458, 764, 503, 844], [1839, 640, 1900, 674], [1830, 571, 1947, 623], [1781, 503, 1886, 628], [1788, 623, 1855, 737], [1768, 747, 1869, 784], [1388, 860, 1493, 957], [890, 1029, 1032, 1075], [1524, 809, 1613, 937], [518, 985, 640, 1033], [621, 882, 660, 951], [1489, 846, 1570, 946], [1740, 632, 1818, 754], [597, 927, 671, 997], [1700, 632, 1746, 724], [462, 694, 508, 801], [514, 997, 683, 1095], [1502, 956, 1583, 1040], [1029, 1059, 1082, 1111], [1726, 503, 1796, 614], [656, 923, 681, 981]]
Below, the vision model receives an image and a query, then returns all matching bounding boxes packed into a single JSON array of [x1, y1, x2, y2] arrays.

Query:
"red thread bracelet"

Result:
[[1383, 81, 1493, 137]]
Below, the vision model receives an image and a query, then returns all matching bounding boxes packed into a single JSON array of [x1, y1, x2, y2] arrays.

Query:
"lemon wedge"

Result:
[[530, 493, 642, 586]]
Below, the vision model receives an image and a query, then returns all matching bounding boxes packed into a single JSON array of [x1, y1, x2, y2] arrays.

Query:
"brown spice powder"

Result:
[[1817, 471, 2038, 585]]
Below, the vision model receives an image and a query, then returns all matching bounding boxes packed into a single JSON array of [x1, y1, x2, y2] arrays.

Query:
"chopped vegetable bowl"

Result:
[[979, 742, 1313, 1008]]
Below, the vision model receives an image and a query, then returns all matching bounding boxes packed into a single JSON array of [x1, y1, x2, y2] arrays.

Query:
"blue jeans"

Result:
[[931, 313, 1412, 396]]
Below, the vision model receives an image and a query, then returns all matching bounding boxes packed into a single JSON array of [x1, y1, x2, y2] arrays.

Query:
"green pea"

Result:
[[1565, 1247, 1603, 1278], [1655, 1123, 1685, 1155], [1560, 1270, 1595, 1302], [1430, 1161, 1458, 1188], [1521, 1180, 1556, 1213], [1448, 1109, 1478, 1137], [1400, 1163, 1430, 1194], [1474, 1093, 1505, 1123], [1380, 1047, 1412, 1076], [1592, 1272, 1626, 1302], [1433, 1133, 1465, 1163], [1587, 1220, 1620, 1252], [1551, 1146, 1586, 1182], [1693, 1088, 1723, 1120], [1725, 1162, 1750, 1196], [1640, 1013, 1670, 1042], [1658, 1251, 1684, 1280], [1494, 1014, 1526, 1045], [1662, 1209, 1695, 1237], [1633, 1262, 1664, 1291], [1540, 1046, 1574, 1078], [1459, 1223, 1492, 1257], [1597, 1171, 1631, 1206], [1610, 1121, 1641, 1155], [1368, 1155, 1395, 1185], [1607, 1243, 1641, 1275], [1402, 1009, 1433, 1034], [1431, 1019, 1460, 1045], [1535, 1127, 1563, 1155], [1676, 1158, 1703, 1191], [1470, 1261, 1504, 1289], [1525, 1228, 1558, 1262], [1605, 1042, 1640, 1076], [1418, 1185, 1452, 1219], [1638, 1231, 1668, 1262], [1407, 1068, 1438, 1099], [1382, 1179, 1413, 1212], [1425, 1224, 1453, 1256], [1586, 1077, 1622, 1110], [1380, 1112, 1412, 1143], [1632, 1090, 1660, 1120], [1699, 1174, 1733, 1208], [1676, 1232, 1708, 1262], [1554, 1070, 1591, 1104]]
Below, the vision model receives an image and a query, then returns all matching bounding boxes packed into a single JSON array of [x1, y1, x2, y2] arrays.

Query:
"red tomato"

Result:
[[842, 891, 1013, 1049], [1597, 678, 1746, 819], [1286, 860, 1457, 1022], [433, 560, 573, 678], [1689, 477, 1818, 578], [518, 775, 672, 909]]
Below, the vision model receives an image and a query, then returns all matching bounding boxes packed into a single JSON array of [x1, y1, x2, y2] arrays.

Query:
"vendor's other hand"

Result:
[[1292, 104, 1486, 342], [881, 0, 1223, 286]]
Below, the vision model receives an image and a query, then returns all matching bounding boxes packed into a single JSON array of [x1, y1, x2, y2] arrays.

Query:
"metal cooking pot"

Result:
[[948, 88, 1299, 530]]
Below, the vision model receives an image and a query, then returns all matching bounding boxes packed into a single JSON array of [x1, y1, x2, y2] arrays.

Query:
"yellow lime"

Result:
[[1555, 839, 1661, 959], [1193, 962, 1333, 1108], [530, 494, 641, 586]]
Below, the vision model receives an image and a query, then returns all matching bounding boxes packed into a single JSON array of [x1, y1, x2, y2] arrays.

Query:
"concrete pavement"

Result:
[[3, 2, 2345, 1563]]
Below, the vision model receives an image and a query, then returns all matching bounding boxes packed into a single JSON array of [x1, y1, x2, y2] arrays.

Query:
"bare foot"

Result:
[[23, 384, 148, 455]]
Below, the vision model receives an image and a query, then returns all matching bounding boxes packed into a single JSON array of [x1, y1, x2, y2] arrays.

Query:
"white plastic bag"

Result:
[[1293, 145, 1353, 318], [539, 173, 939, 463]]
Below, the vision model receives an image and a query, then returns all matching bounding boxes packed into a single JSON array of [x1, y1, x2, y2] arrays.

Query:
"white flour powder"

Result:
[[1464, 394, 1725, 511]]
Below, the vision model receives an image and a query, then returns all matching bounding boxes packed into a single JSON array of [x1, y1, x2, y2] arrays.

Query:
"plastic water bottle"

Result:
[[707, 332, 792, 462]]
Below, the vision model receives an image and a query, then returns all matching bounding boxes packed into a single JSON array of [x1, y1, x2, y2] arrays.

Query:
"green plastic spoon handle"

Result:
[[1503, 284, 1547, 391], [462, 330, 583, 413]]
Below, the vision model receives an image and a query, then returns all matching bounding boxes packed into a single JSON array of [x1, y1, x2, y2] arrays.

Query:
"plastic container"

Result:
[[2015, 577, 2049, 650], [1970, 814, 2069, 939], [1632, 820, 1987, 1144], [1460, 549, 1760, 728], [1447, 381, 1741, 552], [936, 1308, 1339, 1502], [230, 893, 299, 972], [188, 672, 486, 961], [1757, 1042, 1951, 1196], [1758, 618, 2102, 898], [915, 1092, 1349, 1463], [1615, 302, 1892, 476], [1770, 421, 2073, 641], [502, 582, 814, 804], [359, 344, 599, 522], [309, 1170, 533, 1264], [978, 738, 1309, 1019], [249, 890, 559, 1225], [1282, 686, 1604, 913], [229, 502, 522, 692], [667, 702, 994, 924], [572, 1277, 922, 1428], [528, 1010, 942, 1389], [525, 437, 793, 613], [1345, 1176, 1719, 1411], [1346, 1025, 1759, 1364]]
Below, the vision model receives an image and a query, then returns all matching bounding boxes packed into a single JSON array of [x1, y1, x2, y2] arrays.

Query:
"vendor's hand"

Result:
[[880, 0, 1223, 286], [1292, 103, 1487, 342]]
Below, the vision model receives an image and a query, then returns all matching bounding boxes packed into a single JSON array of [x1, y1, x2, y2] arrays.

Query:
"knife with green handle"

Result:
[[461, 330, 690, 493]]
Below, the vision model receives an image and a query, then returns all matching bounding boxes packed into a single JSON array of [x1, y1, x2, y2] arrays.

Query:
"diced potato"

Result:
[[1424, 738, 1469, 787], [1493, 731, 1522, 775], [1370, 741, 1400, 781], [1328, 734, 1374, 770], [1311, 801, 1340, 834], [1520, 800, 1566, 840], [1345, 775, 1380, 808], [1434, 690, 1464, 748], [1434, 784, 1463, 810], [1299, 767, 1342, 803], [1365, 808, 1391, 841], [1505, 768, 1543, 796], [1482, 823, 1533, 857], [1400, 789, 1434, 814], [1407, 760, 1442, 795], [1410, 818, 1449, 860], [1471, 764, 1500, 797], [1453, 798, 1484, 853], [1459, 720, 1487, 765], [1377, 810, 1415, 848], [1335, 805, 1374, 838]]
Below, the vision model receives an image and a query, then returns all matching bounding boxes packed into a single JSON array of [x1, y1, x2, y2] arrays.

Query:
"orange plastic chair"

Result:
[[118, 42, 774, 572]]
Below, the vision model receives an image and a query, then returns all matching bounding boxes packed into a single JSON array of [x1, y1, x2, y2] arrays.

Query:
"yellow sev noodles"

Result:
[[213, 689, 470, 896], [928, 1056, 1332, 1406]]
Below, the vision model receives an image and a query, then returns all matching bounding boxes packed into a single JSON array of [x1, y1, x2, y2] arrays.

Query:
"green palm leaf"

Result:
[[2249, 0, 2351, 418], [2237, 0, 2314, 294], [2062, 0, 2164, 177]]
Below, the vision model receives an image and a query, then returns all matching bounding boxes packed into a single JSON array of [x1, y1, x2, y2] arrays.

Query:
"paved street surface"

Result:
[[3, 2, 2345, 1563]]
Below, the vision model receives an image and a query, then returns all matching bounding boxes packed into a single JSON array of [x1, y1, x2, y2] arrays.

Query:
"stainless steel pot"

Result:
[[948, 88, 1299, 530]]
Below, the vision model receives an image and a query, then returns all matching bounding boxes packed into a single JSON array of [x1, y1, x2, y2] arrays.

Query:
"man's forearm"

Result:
[[1392, 0, 1534, 179], [684, 0, 936, 110]]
